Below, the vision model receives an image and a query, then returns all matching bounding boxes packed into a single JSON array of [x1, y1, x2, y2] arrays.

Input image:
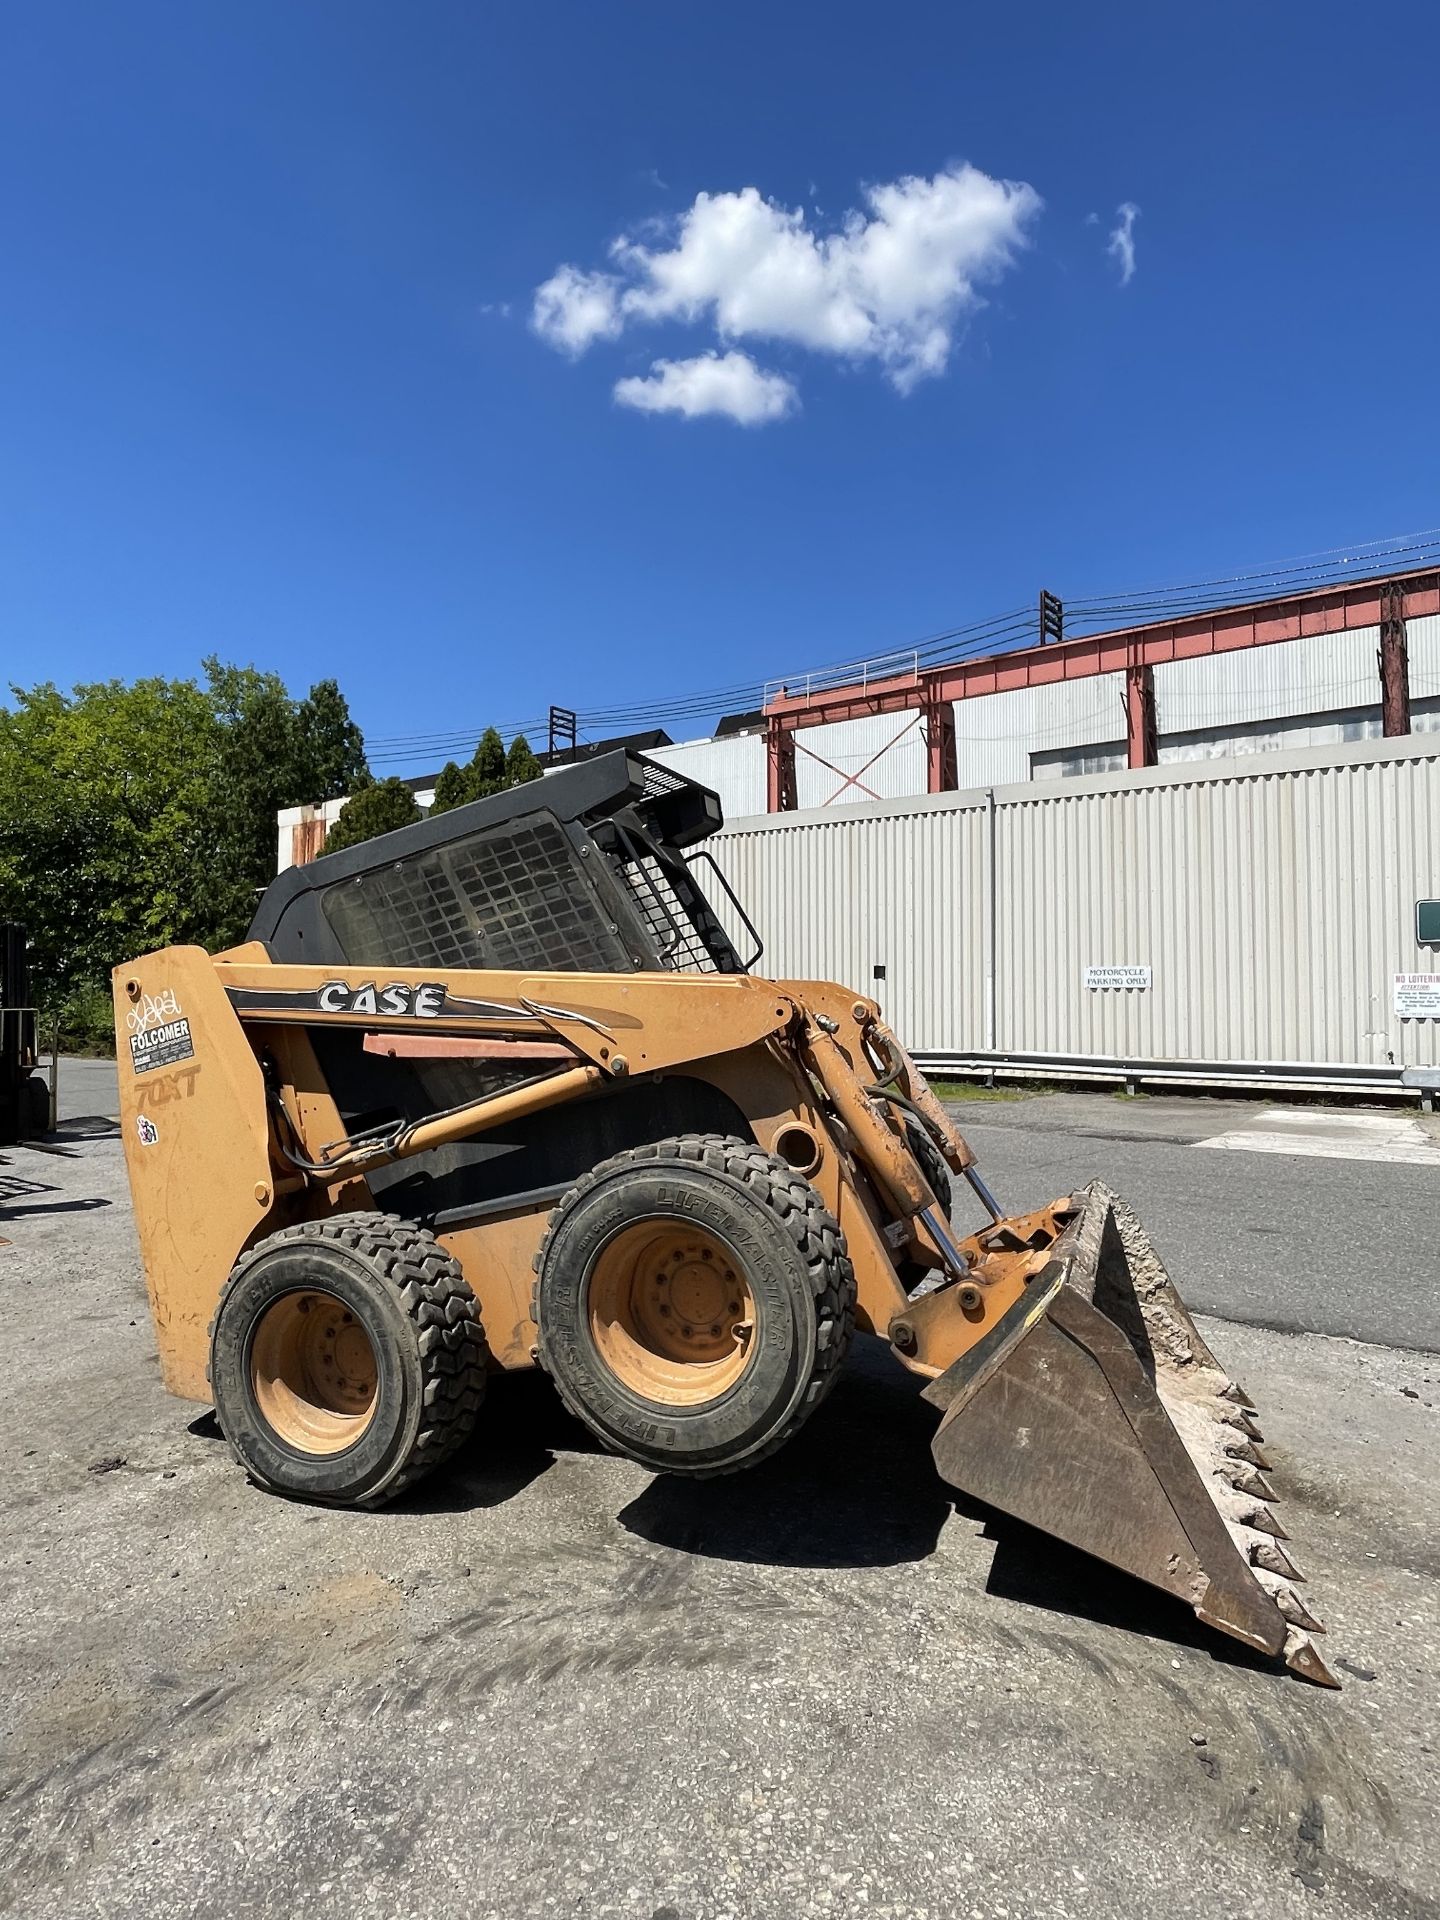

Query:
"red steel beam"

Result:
[[1124, 664, 1158, 769], [763, 566, 1440, 734], [1379, 578, 1412, 736]]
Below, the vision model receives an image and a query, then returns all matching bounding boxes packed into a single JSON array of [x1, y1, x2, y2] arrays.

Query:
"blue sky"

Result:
[[4, 2, 1438, 771]]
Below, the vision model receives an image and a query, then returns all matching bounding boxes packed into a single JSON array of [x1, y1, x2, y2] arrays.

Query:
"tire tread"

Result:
[[208, 1211, 487, 1504], [532, 1132, 855, 1476]]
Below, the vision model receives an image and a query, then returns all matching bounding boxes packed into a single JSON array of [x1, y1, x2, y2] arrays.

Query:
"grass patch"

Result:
[[927, 1078, 1048, 1103]]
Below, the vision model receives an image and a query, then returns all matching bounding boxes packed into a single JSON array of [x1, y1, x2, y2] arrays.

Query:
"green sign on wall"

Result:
[[1417, 900, 1440, 945]]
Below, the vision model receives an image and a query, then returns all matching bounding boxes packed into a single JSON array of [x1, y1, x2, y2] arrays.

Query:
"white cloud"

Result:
[[1107, 202, 1139, 284], [532, 163, 1041, 401], [532, 264, 623, 355], [613, 351, 798, 426]]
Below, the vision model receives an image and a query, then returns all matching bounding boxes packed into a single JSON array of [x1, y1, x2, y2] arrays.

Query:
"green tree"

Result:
[[429, 760, 472, 816], [323, 777, 422, 853], [0, 677, 226, 1032], [505, 733, 543, 786], [429, 729, 542, 815], [296, 679, 367, 800], [205, 659, 302, 938], [204, 658, 372, 939], [466, 726, 508, 800]]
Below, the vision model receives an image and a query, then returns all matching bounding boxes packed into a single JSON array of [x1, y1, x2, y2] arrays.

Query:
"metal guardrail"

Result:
[[763, 648, 920, 710], [912, 1047, 1429, 1104]]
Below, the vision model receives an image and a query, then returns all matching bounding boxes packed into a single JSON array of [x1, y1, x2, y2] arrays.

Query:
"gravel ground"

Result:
[[1, 1126, 1437, 1920]]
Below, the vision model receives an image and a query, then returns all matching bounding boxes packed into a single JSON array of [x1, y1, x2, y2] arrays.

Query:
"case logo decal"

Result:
[[316, 980, 447, 1018]]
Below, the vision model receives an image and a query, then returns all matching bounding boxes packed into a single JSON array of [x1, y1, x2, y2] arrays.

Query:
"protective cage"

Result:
[[251, 751, 759, 980]]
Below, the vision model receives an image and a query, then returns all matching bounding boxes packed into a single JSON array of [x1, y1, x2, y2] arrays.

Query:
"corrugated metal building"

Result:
[[710, 732, 1440, 1096], [645, 599, 1440, 825]]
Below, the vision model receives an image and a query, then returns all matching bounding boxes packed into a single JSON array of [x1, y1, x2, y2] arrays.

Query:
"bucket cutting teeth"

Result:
[[1222, 1436, 1274, 1471], [1227, 1464, 1278, 1501], [1284, 1628, 1340, 1688], [925, 1183, 1340, 1690], [1237, 1502, 1288, 1539], [1251, 1537, 1304, 1582], [1254, 1570, 1326, 1634]]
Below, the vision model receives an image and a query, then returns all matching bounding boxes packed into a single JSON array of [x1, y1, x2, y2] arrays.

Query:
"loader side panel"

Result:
[[113, 946, 273, 1401], [305, 1033, 756, 1227]]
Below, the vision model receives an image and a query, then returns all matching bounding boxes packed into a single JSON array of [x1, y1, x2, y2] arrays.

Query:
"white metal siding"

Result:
[[1409, 613, 1440, 700], [710, 798, 988, 1050], [949, 674, 1129, 787], [713, 736, 1440, 1074], [792, 710, 928, 809], [1030, 673, 1128, 754], [951, 687, 1032, 788], [646, 733, 767, 821], [1154, 628, 1379, 735]]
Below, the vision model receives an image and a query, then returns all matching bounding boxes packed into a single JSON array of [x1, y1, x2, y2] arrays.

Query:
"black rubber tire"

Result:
[[23, 1074, 50, 1139], [905, 1120, 954, 1219], [532, 1133, 855, 1477], [208, 1212, 487, 1506]]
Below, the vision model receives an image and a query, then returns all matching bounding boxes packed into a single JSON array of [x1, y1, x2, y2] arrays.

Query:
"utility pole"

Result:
[[547, 706, 578, 764], [1038, 590, 1064, 646]]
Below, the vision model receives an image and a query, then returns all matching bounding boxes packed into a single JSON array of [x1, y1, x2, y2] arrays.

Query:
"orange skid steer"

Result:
[[114, 752, 1334, 1686]]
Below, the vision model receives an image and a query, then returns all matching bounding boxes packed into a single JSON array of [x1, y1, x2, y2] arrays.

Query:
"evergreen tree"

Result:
[[505, 733, 543, 786], [467, 726, 507, 800], [324, 778, 422, 853], [429, 760, 472, 815]]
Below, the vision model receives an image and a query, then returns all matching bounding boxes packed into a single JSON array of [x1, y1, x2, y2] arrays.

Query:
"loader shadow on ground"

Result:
[[407, 1370, 569, 1512], [49, 1116, 121, 1143], [0, 1193, 112, 1217], [200, 1331, 1289, 1679], [619, 1337, 1291, 1679], [980, 1517, 1282, 1679], [619, 1335, 952, 1570]]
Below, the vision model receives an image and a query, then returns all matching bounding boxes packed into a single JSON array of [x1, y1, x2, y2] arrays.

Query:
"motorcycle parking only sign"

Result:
[[1084, 965, 1152, 991]]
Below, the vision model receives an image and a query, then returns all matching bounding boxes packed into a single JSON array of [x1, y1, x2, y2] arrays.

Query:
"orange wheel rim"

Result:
[[250, 1290, 379, 1454], [586, 1221, 758, 1407]]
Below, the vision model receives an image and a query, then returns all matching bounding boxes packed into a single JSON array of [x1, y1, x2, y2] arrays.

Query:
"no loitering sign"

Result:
[[1394, 973, 1440, 1018]]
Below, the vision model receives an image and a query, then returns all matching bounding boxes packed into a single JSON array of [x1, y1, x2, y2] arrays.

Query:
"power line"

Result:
[[362, 528, 1440, 771]]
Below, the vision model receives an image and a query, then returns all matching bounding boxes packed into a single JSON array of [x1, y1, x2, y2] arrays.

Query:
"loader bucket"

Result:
[[923, 1182, 1337, 1686]]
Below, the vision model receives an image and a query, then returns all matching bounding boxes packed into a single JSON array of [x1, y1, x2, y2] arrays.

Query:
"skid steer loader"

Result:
[[114, 752, 1335, 1686]]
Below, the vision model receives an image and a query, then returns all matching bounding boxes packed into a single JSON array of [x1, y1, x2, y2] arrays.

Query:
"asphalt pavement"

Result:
[[2, 1079, 1438, 1920], [942, 1091, 1440, 1354]]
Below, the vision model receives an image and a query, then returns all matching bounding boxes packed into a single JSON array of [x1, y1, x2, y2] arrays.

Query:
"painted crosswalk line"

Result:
[[1196, 1107, 1440, 1166]]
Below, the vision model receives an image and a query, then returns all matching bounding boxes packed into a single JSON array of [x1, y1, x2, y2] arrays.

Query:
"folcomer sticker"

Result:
[[126, 987, 196, 1075]]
